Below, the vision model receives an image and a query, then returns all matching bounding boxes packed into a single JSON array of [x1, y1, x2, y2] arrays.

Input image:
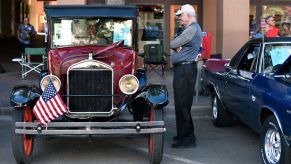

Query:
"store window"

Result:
[[262, 5, 291, 26], [138, 5, 164, 53], [249, 4, 257, 38], [249, 4, 291, 39]]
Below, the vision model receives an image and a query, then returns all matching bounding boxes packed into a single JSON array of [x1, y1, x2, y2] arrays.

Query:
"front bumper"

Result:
[[15, 121, 165, 135]]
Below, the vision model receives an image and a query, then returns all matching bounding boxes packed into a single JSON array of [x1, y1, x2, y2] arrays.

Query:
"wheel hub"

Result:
[[264, 128, 281, 163], [212, 96, 218, 119]]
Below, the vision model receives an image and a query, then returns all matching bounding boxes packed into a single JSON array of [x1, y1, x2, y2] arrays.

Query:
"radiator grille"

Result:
[[68, 69, 112, 113]]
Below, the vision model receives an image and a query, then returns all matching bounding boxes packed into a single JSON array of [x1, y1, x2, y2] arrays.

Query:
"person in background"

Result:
[[18, 17, 36, 61], [265, 16, 279, 37], [279, 22, 291, 37], [170, 4, 202, 149]]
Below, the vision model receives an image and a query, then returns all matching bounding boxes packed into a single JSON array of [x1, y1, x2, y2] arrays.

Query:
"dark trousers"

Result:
[[20, 42, 31, 53], [173, 63, 197, 141]]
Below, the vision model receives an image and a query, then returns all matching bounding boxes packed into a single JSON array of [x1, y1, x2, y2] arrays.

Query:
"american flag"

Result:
[[33, 80, 67, 125]]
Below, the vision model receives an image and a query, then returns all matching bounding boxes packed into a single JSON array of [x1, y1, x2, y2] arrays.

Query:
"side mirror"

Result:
[[225, 64, 237, 74], [225, 63, 231, 71]]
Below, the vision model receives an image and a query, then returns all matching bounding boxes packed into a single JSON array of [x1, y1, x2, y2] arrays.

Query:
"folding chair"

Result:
[[143, 44, 167, 77], [12, 47, 47, 79]]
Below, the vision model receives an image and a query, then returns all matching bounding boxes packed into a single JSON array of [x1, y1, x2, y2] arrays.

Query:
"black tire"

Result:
[[261, 116, 291, 164], [211, 93, 233, 127], [148, 108, 164, 164], [12, 106, 34, 164]]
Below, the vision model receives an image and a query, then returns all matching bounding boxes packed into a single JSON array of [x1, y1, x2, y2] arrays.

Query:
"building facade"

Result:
[[1, 0, 290, 59]]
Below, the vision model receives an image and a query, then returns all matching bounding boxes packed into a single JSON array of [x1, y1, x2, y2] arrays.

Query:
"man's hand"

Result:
[[175, 47, 182, 53]]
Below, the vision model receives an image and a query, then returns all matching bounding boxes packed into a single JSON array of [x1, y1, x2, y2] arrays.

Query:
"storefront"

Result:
[[250, 0, 291, 37], [87, 0, 202, 55], [5, 0, 279, 60]]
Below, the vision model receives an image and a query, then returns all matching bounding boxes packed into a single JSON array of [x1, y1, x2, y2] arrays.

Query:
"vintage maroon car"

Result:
[[10, 5, 168, 164]]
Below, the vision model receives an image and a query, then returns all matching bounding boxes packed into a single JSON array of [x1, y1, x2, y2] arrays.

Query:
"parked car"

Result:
[[10, 5, 168, 164], [203, 37, 291, 164]]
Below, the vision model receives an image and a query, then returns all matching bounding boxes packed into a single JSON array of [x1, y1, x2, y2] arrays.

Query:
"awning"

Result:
[[45, 5, 137, 18]]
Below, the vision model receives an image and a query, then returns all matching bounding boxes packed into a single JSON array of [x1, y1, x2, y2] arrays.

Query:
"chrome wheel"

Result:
[[212, 96, 218, 119], [211, 93, 233, 127], [264, 128, 281, 163]]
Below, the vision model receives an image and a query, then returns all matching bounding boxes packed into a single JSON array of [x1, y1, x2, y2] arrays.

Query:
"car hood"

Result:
[[48, 44, 135, 77]]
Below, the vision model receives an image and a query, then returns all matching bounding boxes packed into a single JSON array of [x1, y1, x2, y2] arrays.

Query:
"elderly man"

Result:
[[170, 4, 202, 148]]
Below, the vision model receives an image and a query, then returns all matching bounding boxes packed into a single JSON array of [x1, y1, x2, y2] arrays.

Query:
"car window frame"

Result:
[[234, 43, 261, 72]]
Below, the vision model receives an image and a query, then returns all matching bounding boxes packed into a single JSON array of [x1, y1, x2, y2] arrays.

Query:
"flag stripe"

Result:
[[36, 101, 50, 122], [40, 98, 58, 118], [55, 95, 67, 113], [34, 100, 49, 124], [48, 100, 62, 116], [38, 100, 54, 120], [35, 101, 48, 123], [33, 107, 46, 124], [51, 98, 63, 114], [55, 96, 67, 113]]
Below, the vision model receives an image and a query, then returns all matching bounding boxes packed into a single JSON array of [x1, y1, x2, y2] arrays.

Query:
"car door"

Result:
[[223, 43, 260, 123]]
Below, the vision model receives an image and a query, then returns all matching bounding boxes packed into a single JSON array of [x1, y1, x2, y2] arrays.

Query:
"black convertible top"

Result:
[[45, 5, 138, 18], [251, 37, 291, 43]]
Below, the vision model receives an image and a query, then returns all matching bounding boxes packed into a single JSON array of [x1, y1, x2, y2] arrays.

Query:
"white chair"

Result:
[[12, 47, 47, 79]]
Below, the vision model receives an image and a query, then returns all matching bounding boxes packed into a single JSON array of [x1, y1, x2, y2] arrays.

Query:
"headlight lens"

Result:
[[40, 75, 61, 92], [119, 74, 139, 95]]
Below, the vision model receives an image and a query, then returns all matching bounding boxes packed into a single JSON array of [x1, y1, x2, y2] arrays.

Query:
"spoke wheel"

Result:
[[148, 107, 164, 164], [12, 106, 34, 164]]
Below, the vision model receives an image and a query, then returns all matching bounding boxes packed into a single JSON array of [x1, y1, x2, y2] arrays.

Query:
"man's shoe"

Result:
[[173, 136, 178, 141], [173, 135, 196, 141], [171, 141, 196, 149]]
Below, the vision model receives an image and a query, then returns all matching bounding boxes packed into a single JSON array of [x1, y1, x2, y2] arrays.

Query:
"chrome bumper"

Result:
[[15, 121, 165, 135]]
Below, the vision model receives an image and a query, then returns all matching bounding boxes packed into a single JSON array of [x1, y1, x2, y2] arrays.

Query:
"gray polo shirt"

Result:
[[170, 22, 202, 64]]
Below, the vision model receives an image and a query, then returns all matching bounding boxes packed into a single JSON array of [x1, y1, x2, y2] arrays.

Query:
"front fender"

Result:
[[10, 85, 42, 107], [135, 84, 168, 109]]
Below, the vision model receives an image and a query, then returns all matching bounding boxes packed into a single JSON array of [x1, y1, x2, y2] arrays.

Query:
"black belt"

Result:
[[173, 61, 196, 68]]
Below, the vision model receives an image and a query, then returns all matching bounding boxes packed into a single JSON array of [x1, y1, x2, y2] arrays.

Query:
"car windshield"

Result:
[[51, 18, 133, 48], [263, 43, 291, 74]]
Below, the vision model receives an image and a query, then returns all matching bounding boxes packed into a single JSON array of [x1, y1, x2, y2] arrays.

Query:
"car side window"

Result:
[[237, 45, 260, 72], [263, 43, 291, 74]]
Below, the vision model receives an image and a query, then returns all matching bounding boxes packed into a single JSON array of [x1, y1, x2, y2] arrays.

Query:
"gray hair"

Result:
[[184, 12, 195, 18]]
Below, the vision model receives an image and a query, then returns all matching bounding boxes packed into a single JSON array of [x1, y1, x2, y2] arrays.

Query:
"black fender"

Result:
[[134, 84, 168, 109], [136, 68, 147, 90], [10, 85, 42, 108], [127, 84, 168, 121]]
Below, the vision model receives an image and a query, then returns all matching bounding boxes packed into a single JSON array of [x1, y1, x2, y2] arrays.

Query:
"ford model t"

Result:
[[10, 5, 168, 164]]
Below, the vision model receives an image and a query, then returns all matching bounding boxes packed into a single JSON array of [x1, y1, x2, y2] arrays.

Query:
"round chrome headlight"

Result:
[[119, 74, 139, 95], [40, 75, 61, 92]]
